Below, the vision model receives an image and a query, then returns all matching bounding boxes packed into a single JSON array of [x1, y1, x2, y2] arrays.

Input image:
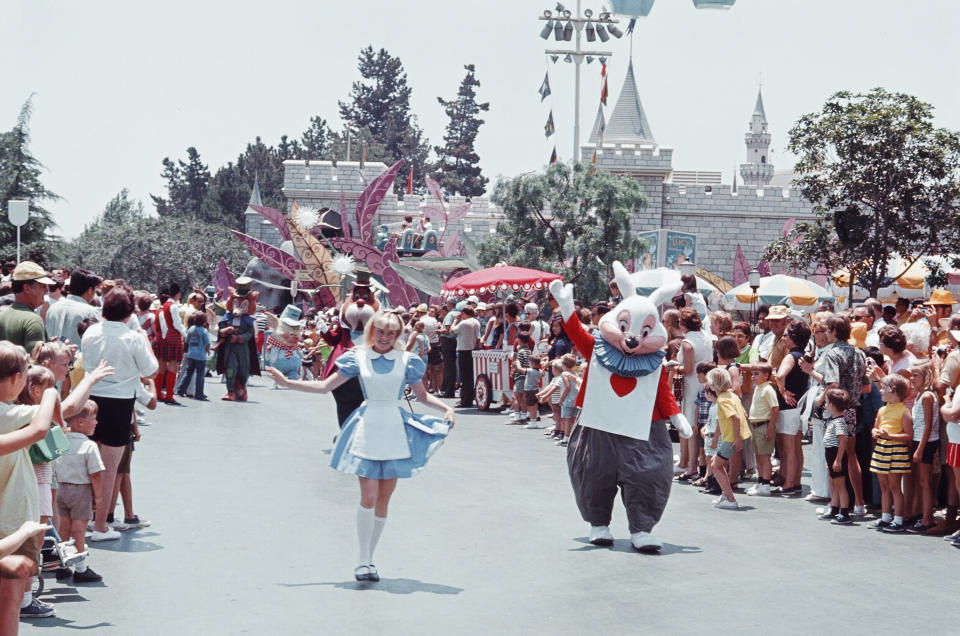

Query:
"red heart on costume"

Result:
[[609, 374, 636, 397]]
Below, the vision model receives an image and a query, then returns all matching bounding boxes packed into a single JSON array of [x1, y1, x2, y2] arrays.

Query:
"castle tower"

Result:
[[589, 60, 656, 145], [739, 88, 774, 187]]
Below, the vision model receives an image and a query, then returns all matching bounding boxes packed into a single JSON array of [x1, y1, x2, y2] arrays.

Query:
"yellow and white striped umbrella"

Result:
[[723, 274, 833, 311], [830, 255, 926, 304]]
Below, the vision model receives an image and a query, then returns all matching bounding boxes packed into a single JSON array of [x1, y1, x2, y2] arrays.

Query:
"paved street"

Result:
[[22, 379, 959, 635]]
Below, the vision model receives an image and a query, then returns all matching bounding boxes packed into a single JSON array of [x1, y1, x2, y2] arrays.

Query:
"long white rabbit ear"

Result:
[[612, 261, 635, 298], [649, 281, 681, 308]]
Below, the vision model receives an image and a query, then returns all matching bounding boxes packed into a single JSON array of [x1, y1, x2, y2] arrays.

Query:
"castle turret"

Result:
[[739, 88, 774, 187]]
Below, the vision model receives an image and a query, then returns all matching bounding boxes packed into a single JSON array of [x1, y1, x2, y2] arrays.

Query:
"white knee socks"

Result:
[[357, 505, 375, 566], [370, 515, 387, 564]]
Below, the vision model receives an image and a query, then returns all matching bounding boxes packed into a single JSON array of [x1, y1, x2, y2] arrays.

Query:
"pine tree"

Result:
[[300, 116, 332, 158], [0, 96, 60, 264], [151, 147, 210, 220], [434, 65, 489, 197], [339, 47, 431, 193]]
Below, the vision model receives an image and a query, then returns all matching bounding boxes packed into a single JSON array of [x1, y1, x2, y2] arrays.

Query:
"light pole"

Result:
[[7, 200, 29, 264], [539, 2, 621, 162], [748, 267, 761, 329]]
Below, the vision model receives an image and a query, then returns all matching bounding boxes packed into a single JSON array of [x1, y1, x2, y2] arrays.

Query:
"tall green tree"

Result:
[[0, 96, 60, 264], [338, 47, 431, 193], [151, 147, 213, 221], [764, 88, 960, 296], [434, 64, 489, 197], [481, 162, 645, 304]]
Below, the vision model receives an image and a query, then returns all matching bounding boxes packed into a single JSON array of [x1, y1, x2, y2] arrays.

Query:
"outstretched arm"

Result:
[[265, 367, 349, 394], [410, 381, 455, 428]]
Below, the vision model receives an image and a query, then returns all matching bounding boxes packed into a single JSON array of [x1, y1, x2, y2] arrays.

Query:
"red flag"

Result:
[[549, 147, 558, 164], [601, 62, 606, 78], [407, 166, 413, 194], [600, 77, 608, 106]]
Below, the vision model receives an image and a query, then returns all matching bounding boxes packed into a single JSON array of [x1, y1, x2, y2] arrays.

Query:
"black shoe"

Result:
[[55, 567, 72, 580], [882, 522, 906, 533], [72, 567, 102, 583], [163, 398, 180, 406], [831, 514, 852, 525], [870, 519, 892, 530], [700, 485, 722, 495], [175, 391, 188, 398], [818, 511, 835, 521]]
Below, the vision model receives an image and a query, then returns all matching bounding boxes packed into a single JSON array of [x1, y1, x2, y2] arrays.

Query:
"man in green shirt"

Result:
[[0, 261, 53, 352]]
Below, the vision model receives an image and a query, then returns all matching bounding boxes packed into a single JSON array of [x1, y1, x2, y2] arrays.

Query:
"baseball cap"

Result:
[[11, 261, 55, 285]]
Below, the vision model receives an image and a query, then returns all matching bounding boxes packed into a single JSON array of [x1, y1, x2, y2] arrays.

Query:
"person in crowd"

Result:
[[452, 306, 480, 408], [177, 311, 211, 401], [54, 401, 105, 582], [537, 359, 565, 439], [522, 356, 543, 428], [264, 310, 454, 583], [419, 305, 442, 393], [437, 299, 459, 398], [44, 268, 101, 350], [0, 262, 53, 353], [710, 311, 733, 340], [81, 286, 159, 541], [706, 367, 749, 510], [773, 319, 810, 496], [152, 283, 185, 404], [676, 308, 712, 481], [747, 364, 778, 496], [508, 334, 533, 424], [852, 304, 881, 348], [679, 274, 709, 327], [693, 362, 718, 492], [748, 304, 774, 363], [939, 386, 960, 546], [0, 341, 59, 623], [907, 361, 939, 533], [870, 374, 914, 532], [820, 388, 853, 524], [554, 354, 580, 447], [524, 303, 548, 344], [715, 336, 747, 484], [546, 317, 572, 363], [405, 319, 430, 364]]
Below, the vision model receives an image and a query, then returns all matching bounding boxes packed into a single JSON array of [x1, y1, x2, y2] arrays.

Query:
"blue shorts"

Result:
[[561, 404, 578, 418], [716, 440, 736, 460]]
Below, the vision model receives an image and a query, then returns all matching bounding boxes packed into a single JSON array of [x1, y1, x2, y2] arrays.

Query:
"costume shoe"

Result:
[[588, 525, 614, 546], [630, 531, 662, 553]]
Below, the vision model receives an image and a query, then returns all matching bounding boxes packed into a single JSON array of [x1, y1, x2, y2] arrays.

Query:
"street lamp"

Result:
[[749, 267, 761, 327], [538, 1, 621, 162]]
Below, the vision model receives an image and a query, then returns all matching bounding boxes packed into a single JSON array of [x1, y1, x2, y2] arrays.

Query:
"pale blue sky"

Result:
[[3, 0, 959, 239]]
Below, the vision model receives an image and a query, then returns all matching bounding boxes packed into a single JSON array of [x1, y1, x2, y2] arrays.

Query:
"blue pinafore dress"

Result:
[[329, 348, 449, 479]]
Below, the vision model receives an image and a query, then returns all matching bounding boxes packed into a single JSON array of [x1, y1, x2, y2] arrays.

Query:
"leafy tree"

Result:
[[480, 162, 645, 304], [339, 47, 431, 193], [62, 191, 249, 291], [764, 88, 960, 296], [0, 96, 60, 264], [434, 64, 489, 197]]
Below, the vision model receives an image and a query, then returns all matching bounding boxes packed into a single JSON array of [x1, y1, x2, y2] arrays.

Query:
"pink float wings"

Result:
[[210, 258, 236, 300], [355, 161, 402, 244], [733, 244, 750, 286], [328, 236, 419, 307], [231, 230, 299, 279], [248, 205, 291, 241]]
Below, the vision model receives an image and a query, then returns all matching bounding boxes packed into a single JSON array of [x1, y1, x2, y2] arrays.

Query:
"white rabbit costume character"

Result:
[[549, 262, 693, 552]]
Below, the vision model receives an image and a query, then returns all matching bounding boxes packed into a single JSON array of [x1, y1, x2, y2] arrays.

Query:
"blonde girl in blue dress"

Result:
[[266, 310, 455, 582]]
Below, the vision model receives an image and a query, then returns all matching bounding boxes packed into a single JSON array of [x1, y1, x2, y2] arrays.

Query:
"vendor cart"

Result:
[[472, 349, 513, 411]]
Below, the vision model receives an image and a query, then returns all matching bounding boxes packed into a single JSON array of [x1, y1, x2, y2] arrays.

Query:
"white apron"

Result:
[[349, 349, 411, 461]]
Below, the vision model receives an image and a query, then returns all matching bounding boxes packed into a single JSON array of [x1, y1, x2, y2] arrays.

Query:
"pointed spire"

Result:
[[249, 177, 263, 207], [603, 60, 655, 145], [753, 88, 767, 120], [587, 105, 606, 144]]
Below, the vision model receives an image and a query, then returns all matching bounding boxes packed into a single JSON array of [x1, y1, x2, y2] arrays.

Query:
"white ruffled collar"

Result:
[[366, 348, 402, 361]]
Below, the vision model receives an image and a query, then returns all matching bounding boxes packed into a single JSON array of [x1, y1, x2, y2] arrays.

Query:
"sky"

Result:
[[3, 0, 959, 240]]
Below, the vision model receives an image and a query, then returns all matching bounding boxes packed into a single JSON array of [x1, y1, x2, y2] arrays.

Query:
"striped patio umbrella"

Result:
[[722, 274, 833, 311], [629, 268, 721, 307], [830, 255, 927, 304]]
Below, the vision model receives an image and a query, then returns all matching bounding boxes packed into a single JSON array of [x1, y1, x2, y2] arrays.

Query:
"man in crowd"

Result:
[[44, 268, 101, 349], [439, 299, 459, 398], [0, 261, 53, 351], [453, 306, 481, 408], [851, 304, 880, 349]]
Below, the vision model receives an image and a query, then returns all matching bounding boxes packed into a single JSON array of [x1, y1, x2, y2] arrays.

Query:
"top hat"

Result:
[[235, 276, 253, 296], [353, 270, 372, 287], [279, 304, 305, 327], [11, 261, 55, 285]]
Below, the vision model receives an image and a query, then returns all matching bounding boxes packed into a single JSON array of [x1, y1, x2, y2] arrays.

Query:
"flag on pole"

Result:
[[544, 111, 555, 138], [549, 147, 558, 164], [600, 76, 608, 106], [538, 72, 551, 102], [627, 18, 637, 34], [601, 62, 606, 78], [407, 166, 413, 194]]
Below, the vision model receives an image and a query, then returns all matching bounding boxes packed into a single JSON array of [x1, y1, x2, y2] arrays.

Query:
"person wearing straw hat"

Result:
[[0, 261, 54, 353], [922, 290, 957, 348]]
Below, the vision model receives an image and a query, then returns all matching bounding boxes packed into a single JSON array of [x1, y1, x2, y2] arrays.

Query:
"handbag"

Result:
[[29, 425, 71, 464]]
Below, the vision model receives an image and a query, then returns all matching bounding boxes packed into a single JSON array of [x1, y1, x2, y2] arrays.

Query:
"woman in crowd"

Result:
[[676, 308, 713, 481], [773, 319, 811, 496]]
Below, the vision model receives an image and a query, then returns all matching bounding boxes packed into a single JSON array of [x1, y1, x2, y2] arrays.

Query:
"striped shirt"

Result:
[[911, 391, 940, 442], [823, 416, 846, 448]]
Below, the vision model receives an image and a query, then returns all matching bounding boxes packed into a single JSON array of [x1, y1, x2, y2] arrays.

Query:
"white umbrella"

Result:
[[722, 274, 833, 312]]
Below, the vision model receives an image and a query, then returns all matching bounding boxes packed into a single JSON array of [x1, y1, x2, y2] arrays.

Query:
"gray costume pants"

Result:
[[567, 420, 673, 534]]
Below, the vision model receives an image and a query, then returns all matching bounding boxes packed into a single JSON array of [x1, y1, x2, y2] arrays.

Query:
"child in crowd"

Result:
[[747, 365, 779, 496], [405, 320, 430, 364], [821, 388, 852, 524], [693, 362, 717, 490], [523, 356, 543, 429], [556, 354, 581, 447], [701, 386, 720, 494], [178, 311, 211, 400], [0, 341, 59, 623], [509, 335, 533, 423], [706, 367, 750, 510], [907, 361, 939, 533], [869, 374, 914, 533], [537, 360, 565, 439], [54, 400, 104, 582]]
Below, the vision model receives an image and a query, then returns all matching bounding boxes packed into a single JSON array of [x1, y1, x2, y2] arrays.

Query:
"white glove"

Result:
[[548, 280, 575, 321], [315, 316, 329, 334], [670, 413, 693, 439]]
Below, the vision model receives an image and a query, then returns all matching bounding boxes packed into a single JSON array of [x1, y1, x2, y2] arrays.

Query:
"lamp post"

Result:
[[7, 200, 29, 264], [748, 267, 761, 328], [539, 2, 621, 162]]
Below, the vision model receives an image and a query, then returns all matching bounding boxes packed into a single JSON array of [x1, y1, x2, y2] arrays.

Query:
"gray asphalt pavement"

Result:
[[21, 378, 959, 635]]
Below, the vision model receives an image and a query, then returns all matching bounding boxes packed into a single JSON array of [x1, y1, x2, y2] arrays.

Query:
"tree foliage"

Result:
[[0, 96, 61, 264], [480, 162, 645, 304], [434, 64, 489, 198], [764, 88, 960, 296], [339, 47, 431, 194], [60, 190, 249, 291]]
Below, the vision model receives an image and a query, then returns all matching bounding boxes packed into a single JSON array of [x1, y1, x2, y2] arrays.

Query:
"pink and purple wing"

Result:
[[211, 258, 236, 300], [440, 230, 462, 258], [248, 205, 292, 241], [424, 177, 444, 211], [446, 202, 471, 223], [355, 161, 402, 243], [733, 244, 750, 286], [231, 230, 300, 279]]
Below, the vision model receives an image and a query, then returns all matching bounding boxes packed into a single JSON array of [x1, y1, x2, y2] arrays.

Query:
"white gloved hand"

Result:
[[670, 413, 693, 439], [315, 317, 329, 334], [548, 280, 575, 321]]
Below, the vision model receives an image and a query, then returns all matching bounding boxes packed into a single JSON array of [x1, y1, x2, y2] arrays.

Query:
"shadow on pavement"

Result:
[[569, 537, 702, 555], [279, 578, 464, 595], [20, 617, 113, 630], [87, 532, 163, 553]]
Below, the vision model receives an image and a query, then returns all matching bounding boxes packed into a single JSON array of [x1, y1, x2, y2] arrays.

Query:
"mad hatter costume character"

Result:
[[266, 311, 454, 582], [215, 277, 261, 401], [549, 262, 693, 552], [263, 305, 305, 383]]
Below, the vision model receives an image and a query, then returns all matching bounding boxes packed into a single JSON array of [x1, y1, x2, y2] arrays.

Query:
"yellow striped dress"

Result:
[[870, 402, 912, 474]]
